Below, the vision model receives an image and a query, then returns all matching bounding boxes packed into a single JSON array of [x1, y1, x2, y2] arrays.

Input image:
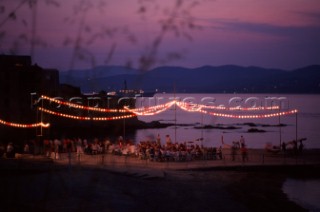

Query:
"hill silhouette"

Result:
[[60, 65, 320, 93]]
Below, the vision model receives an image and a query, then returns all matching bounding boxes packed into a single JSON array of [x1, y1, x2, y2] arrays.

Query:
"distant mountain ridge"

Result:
[[60, 65, 320, 93]]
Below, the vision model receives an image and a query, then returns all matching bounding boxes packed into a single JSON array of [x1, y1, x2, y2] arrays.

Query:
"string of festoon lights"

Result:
[[37, 95, 137, 121], [124, 101, 176, 116], [203, 105, 280, 111], [199, 109, 298, 119], [40, 95, 127, 113], [38, 107, 136, 121], [0, 96, 297, 128], [0, 95, 136, 128], [173, 101, 280, 111], [40, 95, 290, 119], [0, 118, 50, 128], [125, 100, 298, 118]]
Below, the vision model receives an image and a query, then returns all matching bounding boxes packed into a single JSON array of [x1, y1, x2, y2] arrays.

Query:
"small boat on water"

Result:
[[111, 80, 157, 97], [118, 89, 156, 97], [265, 138, 307, 153]]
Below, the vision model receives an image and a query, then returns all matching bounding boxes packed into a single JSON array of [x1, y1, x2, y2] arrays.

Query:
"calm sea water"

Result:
[[134, 93, 320, 149]]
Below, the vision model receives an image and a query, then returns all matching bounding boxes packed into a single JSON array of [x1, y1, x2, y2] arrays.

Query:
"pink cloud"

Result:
[[1, 0, 319, 70]]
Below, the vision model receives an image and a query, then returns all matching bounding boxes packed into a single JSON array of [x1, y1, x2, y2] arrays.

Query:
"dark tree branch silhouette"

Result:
[[0, 0, 207, 90]]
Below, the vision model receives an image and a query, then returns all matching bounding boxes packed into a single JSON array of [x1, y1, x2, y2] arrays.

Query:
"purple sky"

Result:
[[1, 0, 320, 71]]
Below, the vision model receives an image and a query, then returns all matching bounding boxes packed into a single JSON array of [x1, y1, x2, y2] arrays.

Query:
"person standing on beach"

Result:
[[240, 135, 245, 148], [298, 140, 304, 154], [156, 134, 161, 146], [118, 136, 123, 148], [6, 142, 15, 158], [44, 139, 50, 157], [53, 139, 61, 159], [76, 138, 83, 156], [241, 145, 248, 162], [23, 143, 30, 154], [165, 135, 172, 147]]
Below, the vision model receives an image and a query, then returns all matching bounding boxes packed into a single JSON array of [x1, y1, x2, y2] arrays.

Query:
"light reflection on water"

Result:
[[282, 179, 320, 211], [134, 94, 320, 149]]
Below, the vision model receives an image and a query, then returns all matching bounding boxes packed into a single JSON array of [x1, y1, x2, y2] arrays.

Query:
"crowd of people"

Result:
[[231, 136, 248, 162], [0, 134, 309, 165], [136, 140, 223, 162], [0, 133, 274, 164], [41, 135, 224, 162], [0, 134, 226, 162], [41, 137, 113, 159]]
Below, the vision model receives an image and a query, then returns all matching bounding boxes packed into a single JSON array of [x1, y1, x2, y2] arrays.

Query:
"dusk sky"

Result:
[[1, 0, 320, 71]]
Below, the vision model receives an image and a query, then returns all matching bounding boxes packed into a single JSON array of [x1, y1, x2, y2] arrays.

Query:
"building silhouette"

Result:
[[0, 55, 140, 145], [0, 55, 60, 123]]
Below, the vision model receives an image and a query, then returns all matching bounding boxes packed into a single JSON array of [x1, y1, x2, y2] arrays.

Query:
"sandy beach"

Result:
[[1, 149, 320, 212]]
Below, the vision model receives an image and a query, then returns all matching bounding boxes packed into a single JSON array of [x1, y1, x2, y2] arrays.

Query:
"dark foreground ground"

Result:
[[1, 158, 319, 212]]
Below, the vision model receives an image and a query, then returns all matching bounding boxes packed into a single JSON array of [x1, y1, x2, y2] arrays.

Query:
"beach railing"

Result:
[[50, 149, 319, 170]]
